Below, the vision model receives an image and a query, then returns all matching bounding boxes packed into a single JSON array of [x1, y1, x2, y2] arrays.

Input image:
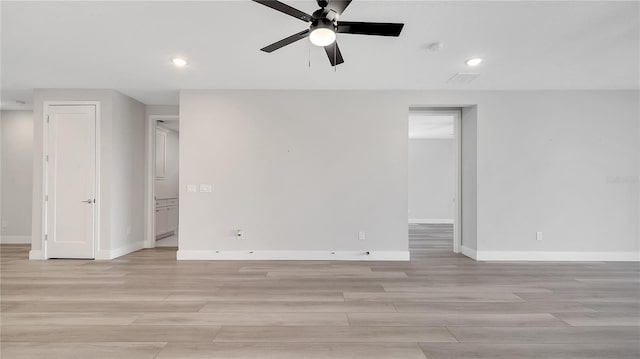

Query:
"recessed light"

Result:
[[171, 58, 188, 67], [465, 58, 483, 66]]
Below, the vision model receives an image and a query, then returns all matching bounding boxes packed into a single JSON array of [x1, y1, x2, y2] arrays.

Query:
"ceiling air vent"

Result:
[[447, 72, 480, 84]]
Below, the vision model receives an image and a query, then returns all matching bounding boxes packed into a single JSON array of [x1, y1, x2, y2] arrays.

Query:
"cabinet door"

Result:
[[167, 206, 178, 232], [155, 130, 166, 179], [155, 207, 169, 236]]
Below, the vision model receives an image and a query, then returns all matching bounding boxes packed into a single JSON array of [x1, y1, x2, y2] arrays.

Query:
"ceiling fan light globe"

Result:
[[310, 28, 336, 47]]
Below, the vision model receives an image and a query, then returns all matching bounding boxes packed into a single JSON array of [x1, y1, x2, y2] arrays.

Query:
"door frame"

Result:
[[144, 114, 179, 249], [408, 108, 462, 254], [41, 101, 101, 259]]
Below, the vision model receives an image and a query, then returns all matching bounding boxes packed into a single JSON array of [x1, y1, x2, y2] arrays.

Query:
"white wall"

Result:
[[1, 110, 33, 243], [145, 105, 178, 119], [179, 90, 409, 260], [110, 92, 146, 254], [31, 89, 145, 259], [179, 90, 638, 261], [408, 139, 454, 222], [474, 91, 638, 260], [155, 127, 179, 199], [461, 105, 478, 252]]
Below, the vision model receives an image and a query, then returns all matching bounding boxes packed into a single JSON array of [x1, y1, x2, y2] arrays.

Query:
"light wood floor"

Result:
[[1, 224, 639, 358]]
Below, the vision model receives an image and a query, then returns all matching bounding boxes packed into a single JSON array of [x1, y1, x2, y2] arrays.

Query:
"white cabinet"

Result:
[[155, 207, 168, 235], [155, 129, 167, 179], [167, 206, 178, 232], [155, 198, 178, 238]]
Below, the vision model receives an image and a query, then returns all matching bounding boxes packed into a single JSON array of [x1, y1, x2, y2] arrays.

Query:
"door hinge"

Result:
[[46, 115, 50, 123], [45, 155, 49, 162], [45, 195, 48, 202], [45, 234, 48, 241]]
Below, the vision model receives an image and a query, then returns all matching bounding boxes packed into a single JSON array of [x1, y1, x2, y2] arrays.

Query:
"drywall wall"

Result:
[[31, 89, 145, 259], [408, 139, 454, 222], [1, 110, 33, 243], [179, 90, 638, 261], [110, 91, 146, 255], [473, 91, 638, 260], [179, 90, 409, 260], [461, 105, 478, 253], [145, 105, 179, 118], [155, 127, 179, 199]]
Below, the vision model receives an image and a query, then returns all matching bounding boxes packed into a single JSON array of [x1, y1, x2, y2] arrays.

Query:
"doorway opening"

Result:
[[408, 108, 461, 257], [146, 115, 179, 248]]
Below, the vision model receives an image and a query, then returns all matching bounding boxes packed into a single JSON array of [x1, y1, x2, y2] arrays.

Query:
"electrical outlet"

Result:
[[358, 231, 365, 241], [199, 184, 213, 193], [536, 231, 543, 241], [187, 184, 197, 193]]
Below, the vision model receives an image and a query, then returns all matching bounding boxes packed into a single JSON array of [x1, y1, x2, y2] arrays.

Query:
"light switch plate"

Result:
[[358, 231, 365, 241], [187, 184, 197, 193], [199, 184, 213, 193]]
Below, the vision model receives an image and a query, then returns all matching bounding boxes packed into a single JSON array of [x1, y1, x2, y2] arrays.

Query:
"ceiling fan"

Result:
[[252, 0, 404, 66]]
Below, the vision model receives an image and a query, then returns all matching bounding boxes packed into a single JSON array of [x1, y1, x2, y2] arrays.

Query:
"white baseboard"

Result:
[[460, 245, 477, 260], [0, 235, 31, 244], [96, 241, 144, 260], [408, 219, 454, 224], [29, 249, 43, 260], [475, 251, 640, 262], [177, 250, 410, 261]]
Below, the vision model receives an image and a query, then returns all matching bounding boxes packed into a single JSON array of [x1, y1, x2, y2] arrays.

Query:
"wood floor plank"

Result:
[[213, 326, 458, 343], [164, 291, 345, 302], [394, 302, 595, 314], [0, 325, 220, 342], [132, 312, 349, 326], [348, 313, 567, 327], [344, 292, 524, 303], [199, 301, 396, 313], [1, 301, 205, 313], [0, 312, 141, 325], [155, 342, 427, 359], [418, 343, 640, 359], [448, 326, 640, 343], [0, 342, 167, 359], [553, 312, 640, 326]]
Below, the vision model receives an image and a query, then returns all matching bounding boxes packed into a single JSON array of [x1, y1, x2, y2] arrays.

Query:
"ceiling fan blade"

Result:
[[337, 21, 404, 36], [253, 0, 312, 22], [261, 29, 310, 53], [329, 0, 352, 15], [324, 42, 345, 66]]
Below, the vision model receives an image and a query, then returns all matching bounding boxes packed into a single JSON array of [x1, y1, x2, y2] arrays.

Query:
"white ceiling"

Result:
[[2, 1, 638, 109], [408, 113, 454, 139]]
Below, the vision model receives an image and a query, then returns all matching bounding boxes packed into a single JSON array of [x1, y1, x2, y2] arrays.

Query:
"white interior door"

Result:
[[46, 105, 97, 259]]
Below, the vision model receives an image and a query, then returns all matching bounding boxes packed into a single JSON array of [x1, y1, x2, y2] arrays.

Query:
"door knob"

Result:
[[82, 199, 93, 204]]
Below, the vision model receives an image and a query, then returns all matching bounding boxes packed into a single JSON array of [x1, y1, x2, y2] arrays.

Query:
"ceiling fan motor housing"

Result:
[[311, 16, 336, 31]]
